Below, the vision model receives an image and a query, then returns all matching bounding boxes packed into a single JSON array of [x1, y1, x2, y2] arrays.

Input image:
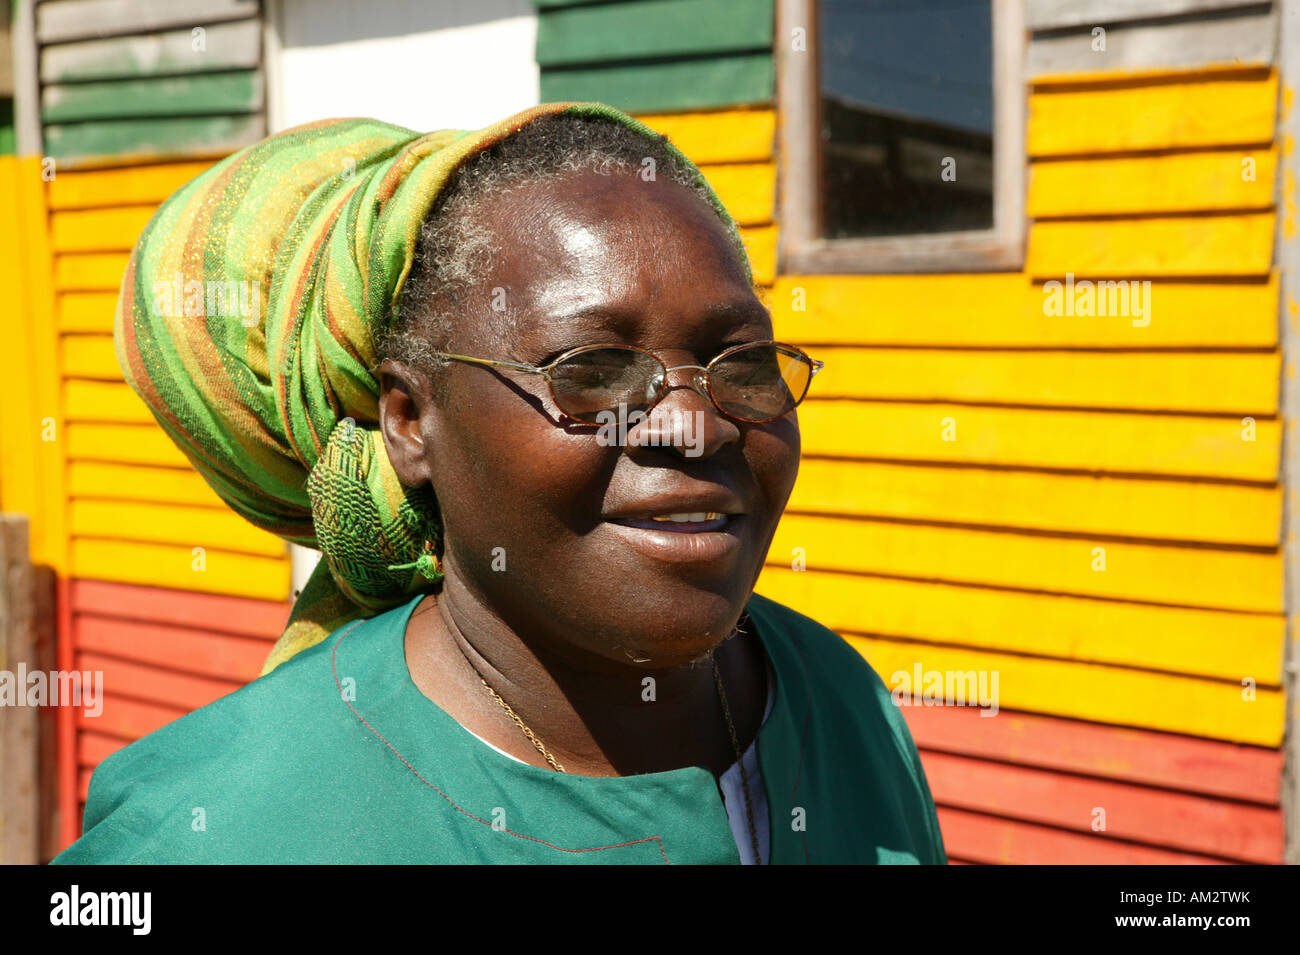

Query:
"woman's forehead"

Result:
[[482, 170, 754, 315]]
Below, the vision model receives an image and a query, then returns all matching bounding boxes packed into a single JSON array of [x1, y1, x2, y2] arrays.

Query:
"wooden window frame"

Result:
[[776, 0, 1027, 274]]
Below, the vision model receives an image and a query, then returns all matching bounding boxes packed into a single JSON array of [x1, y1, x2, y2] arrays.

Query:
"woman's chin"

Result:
[[591, 613, 748, 669]]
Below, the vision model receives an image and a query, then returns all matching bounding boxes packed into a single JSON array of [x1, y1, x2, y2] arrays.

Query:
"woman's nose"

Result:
[[635, 365, 740, 458]]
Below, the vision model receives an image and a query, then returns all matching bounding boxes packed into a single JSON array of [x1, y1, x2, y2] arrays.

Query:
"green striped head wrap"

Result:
[[114, 102, 749, 674]]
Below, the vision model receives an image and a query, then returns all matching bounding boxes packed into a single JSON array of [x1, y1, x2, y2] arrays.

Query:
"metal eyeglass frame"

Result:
[[424, 339, 825, 424]]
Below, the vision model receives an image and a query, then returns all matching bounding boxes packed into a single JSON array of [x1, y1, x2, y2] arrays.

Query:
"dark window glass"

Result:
[[818, 0, 995, 240]]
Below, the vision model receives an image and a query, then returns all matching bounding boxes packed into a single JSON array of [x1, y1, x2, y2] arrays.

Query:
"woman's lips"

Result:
[[604, 514, 742, 563]]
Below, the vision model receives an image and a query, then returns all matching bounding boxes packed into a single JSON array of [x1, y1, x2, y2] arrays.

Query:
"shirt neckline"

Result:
[[345, 592, 788, 789], [462, 648, 778, 772]]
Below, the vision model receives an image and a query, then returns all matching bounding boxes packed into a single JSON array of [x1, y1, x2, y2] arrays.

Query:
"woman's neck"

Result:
[[402, 582, 767, 778]]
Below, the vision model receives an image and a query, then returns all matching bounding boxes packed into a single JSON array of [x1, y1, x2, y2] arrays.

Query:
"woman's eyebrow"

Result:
[[700, 299, 772, 325]]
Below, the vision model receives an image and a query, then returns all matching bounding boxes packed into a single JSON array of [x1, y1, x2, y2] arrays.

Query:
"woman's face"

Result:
[[382, 165, 800, 669]]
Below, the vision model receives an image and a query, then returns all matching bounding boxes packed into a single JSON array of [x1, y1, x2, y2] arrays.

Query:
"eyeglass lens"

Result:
[[547, 344, 812, 424]]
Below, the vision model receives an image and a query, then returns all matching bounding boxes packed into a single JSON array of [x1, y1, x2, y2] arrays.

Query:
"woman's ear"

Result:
[[378, 358, 437, 487]]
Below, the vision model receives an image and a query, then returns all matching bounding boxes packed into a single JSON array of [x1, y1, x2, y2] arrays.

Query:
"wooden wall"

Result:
[[51, 161, 293, 840], [33, 0, 266, 159], [2, 1, 290, 852], [537, 0, 1292, 863], [1, 0, 1288, 861], [537, 0, 773, 112]]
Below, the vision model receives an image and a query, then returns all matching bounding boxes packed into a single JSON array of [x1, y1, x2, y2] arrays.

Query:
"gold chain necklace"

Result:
[[476, 646, 763, 864], [478, 677, 568, 773]]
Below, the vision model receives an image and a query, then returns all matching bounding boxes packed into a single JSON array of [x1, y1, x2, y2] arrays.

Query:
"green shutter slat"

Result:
[[540, 53, 772, 113], [40, 20, 262, 83], [537, 0, 773, 66], [43, 113, 265, 159], [35, 0, 259, 45], [533, 0, 628, 8], [41, 71, 261, 123]]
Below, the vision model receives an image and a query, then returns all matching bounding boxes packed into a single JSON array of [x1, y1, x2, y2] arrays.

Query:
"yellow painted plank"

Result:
[[55, 252, 129, 291], [58, 291, 119, 332], [1028, 149, 1278, 216], [1026, 213, 1275, 277], [1028, 70, 1278, 156], [701, 162, 774, 226], [46, 160, 212, 210], [635, 108, 775, 163], [847, 635, 1284, 746], [788, 458, 1282, 547], [756, 566, 1284, 683], [771, 273, 1278, 347], [809, 348, 1280, 414], [0, 160, 38, 520], [50, 205, 157, 253], [70, 499, 285, 558], [67, 461, 224, 507], [1, 158, 68, 573], [70, 538, 290, 602], [67, 423, 189, 467], [797, 400, 1280, 481], [740, 224, 776, 286], [62, 334, 120, 380], [64, 380, 151, 423], [768, 513, 1281, 613]]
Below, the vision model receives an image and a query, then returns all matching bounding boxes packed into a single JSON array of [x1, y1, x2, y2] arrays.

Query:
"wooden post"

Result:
[[10, 0, 40, 155], [0, 515, 39, 864]]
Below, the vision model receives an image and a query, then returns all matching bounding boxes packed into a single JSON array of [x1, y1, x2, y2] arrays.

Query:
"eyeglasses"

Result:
[[425, 340, 824, 425]]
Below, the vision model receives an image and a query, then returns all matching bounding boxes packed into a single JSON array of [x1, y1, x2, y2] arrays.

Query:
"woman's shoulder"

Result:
[[745, 591, 915, 749], [50, 620, 366, 864], [744, 590, 948, 864], [744, 591, 891, 703]]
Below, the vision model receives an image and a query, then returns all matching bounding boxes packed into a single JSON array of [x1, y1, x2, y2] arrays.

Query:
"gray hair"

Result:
[[376, 114, 749, 390]]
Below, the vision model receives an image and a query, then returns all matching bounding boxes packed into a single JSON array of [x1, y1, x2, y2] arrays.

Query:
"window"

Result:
[[777, 0, 1025, 273]]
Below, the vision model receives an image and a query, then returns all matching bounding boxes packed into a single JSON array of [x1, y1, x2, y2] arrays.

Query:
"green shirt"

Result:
[[52, 592, 946, 864]]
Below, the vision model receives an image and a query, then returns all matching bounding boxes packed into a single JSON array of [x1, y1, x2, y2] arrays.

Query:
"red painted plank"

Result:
[[77, 652, 242, 714], [922, 750, 1282, 864], [901, 703, 1282, 804], [78, 767, 92, 803], [76, 692, 187, 741], [71, 578, 289, 638], [74, 614, 272, 681], [937, 807, 1230, 865], [77, 729, 126, 767]]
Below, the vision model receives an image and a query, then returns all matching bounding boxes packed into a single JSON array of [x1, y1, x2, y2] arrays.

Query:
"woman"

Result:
[[52, 102, 945, 864]]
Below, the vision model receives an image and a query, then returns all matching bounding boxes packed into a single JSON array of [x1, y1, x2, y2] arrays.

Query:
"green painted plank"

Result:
[[43, 113, 264, 160], [541, 53, 773, 113], [36, 0, 258, 45], [537, 0, 773, 66], [41, 20, 261, 83], [42, 71, 261, 123]]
